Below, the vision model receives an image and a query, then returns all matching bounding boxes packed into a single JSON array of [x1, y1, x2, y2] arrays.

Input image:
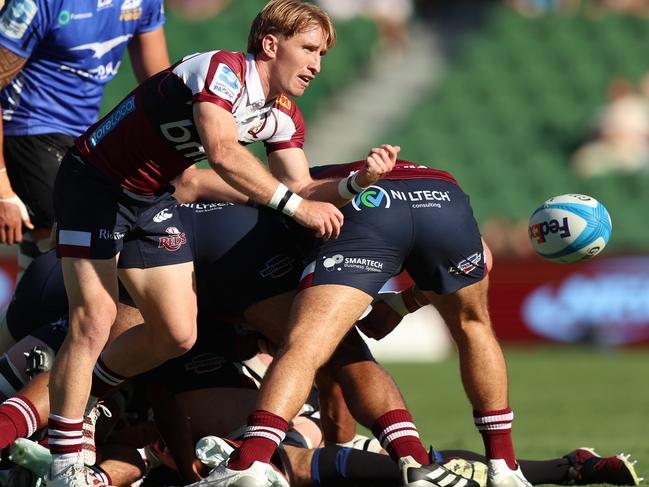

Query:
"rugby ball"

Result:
[[528, 194, 612, 263]]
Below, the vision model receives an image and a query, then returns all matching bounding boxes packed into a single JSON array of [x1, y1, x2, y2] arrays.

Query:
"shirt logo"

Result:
[[158, 227, 187, 252], [120, 0, 142, 21], [70, 34, 132, 59], [352, 186, 391, 211], [210, 64, 241, 103], [0, 0, 37, 40]]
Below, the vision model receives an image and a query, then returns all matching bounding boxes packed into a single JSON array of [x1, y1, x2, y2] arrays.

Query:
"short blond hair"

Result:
[[247, 0, 336, 55]]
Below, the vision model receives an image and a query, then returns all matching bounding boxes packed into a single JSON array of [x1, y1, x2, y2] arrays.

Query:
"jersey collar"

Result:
[[245, 53, 267, 109]]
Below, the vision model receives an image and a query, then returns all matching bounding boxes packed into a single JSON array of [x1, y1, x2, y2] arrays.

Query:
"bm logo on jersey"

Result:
[[352, 186, 391, 211]]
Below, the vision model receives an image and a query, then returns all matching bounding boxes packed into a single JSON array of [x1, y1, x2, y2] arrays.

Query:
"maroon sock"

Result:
[[227, 410, 288, 471], [0, 395, 40, 449], [474, 408, 517, 469], [91, 354, 126, 399], [48, 415, 83, 456], [371, 409, 429, 465]]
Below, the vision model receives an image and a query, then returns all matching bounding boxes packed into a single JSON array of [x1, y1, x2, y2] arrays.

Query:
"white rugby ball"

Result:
[[528, 194, 612, 263]]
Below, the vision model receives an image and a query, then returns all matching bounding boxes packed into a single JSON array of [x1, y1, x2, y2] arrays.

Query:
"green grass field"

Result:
[[383, 346, 648, 483]]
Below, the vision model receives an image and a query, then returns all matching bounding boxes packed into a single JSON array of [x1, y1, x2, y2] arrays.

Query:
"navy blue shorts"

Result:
[[302, 179, 485, 297], [176, 203, 303, 320], [143, 323, 260, 394], [6, 250, 135, 342], [53, 150, 192, 268]]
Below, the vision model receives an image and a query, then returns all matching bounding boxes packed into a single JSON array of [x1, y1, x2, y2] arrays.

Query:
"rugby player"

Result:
[[45, 0, 398, 485], [0, 0, 170, 273], [174, 159, 529, 487], [0, 196, 642, 487]]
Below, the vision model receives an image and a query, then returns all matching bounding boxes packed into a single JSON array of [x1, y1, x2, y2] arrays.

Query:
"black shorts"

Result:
[[53, 150, 192, 268], [4, 134, 74, 230], [176, 203, 303, 319], [302, 179, 485, 296]]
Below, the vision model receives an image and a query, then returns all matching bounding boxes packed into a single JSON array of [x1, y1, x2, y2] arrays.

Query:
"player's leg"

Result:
[[46, 257, 119, 485], [97, 261, 197, 379]]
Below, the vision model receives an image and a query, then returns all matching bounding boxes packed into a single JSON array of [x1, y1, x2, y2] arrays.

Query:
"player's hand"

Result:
[[0, 194, 33, 244], [355, 144, 401, 187], [292, 199, 344, 240]]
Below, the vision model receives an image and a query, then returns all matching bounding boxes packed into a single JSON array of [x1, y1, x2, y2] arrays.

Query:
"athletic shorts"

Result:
[[53, 149, 192, 268], [6, 250, 135, 342], [177, 203, 303, 319], [144, 323, 260, 395], [4, 134, 74, 230], [302, 179, 485, 296]]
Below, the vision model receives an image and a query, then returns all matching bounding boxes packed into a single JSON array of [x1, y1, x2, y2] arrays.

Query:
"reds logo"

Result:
[[158, 227, 187, 252]]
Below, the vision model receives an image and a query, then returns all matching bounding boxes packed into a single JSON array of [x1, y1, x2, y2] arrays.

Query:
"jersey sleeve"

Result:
[[265, 95, 305, 154], [194, 51, 245, 112], [136, 0, 165, 34], [0, 0, 49, 58]]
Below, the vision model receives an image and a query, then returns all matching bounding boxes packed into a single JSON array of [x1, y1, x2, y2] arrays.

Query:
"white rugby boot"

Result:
[[195, 436, 235, 468], [9, 438, 52, 478], [401, 455, 481, 487], [82, 403, 111, 466], [487, 459, 533, 487], [188, 459, 288, 487], [45, 460, 94, 487]]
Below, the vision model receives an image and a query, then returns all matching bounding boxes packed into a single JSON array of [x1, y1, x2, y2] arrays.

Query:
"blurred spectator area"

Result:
[[372, 3, 649, 254]]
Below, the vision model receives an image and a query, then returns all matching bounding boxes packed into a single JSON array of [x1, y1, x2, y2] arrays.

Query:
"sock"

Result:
[[48, 414, 83, 476], [0, 395, 40, 448], [228, 410, 288, 471], [90, 354, 126, 399], [89, 464, 113, 486], [311, 444, 400, 486], [474, 408, 517, 469], [371, 409, 429, 465]]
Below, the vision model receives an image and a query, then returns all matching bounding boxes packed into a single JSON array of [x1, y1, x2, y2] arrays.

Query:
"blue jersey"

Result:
[[0, 0, 165, 137]]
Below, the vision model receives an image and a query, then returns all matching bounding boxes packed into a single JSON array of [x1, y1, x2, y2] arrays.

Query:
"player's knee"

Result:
[[69, 307, 116, 353], [157, 323, 197, 358]]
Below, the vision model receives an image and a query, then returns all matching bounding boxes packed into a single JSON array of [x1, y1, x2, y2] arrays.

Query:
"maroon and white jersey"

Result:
[[311, 159, 460, 185], [76, 51, 305, 194]]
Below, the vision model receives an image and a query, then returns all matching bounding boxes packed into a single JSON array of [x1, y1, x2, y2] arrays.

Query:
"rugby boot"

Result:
[[45, 460, 94, 487], [82, 403, 111, 466], [563, 447, 642, 485], [487, 459, 533, 487], [187, 459, 289, 487], [195, 436, 235, 468], [9, 438, 52, 478], [401, 455, 481, 487], [443, 458, 488, 487]]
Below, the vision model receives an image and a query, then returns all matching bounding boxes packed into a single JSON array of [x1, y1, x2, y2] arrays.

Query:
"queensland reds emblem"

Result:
[[158, 227, 187, 252]]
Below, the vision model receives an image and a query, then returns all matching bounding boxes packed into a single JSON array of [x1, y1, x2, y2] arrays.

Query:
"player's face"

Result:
[[273, 25, 327, 98]]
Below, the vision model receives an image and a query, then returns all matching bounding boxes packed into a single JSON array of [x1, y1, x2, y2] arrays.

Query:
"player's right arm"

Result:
[[193, 101, 343, 239], [0, 45, 32, 244]]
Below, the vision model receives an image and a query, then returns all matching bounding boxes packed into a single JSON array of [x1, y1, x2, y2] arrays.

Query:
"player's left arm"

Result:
[[128, 26, 170, 83], [268, 144, 400, 207]]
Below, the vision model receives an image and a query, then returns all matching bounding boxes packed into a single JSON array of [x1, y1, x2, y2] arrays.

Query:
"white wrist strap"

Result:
[[268, 183, 289, 210], [267, 182, 303, 217], [338, 172, 368, 200], [282, 193, 302, 217]]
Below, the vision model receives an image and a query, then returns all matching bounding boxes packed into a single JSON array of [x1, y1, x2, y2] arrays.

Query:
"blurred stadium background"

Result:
[[2, 0, 649, 478]]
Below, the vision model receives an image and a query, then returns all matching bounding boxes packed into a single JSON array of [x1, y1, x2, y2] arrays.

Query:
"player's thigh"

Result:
[[118, 262, 196, 332], [406, 181, 486, 295], [285, 285, 373, 366], [243, 291, 296, 345], [423, 276, 491, 330]]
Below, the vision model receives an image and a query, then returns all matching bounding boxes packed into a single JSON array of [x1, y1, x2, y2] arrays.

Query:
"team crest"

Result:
[[158, 227, 187, 252], [277, 95, 292, 110]]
